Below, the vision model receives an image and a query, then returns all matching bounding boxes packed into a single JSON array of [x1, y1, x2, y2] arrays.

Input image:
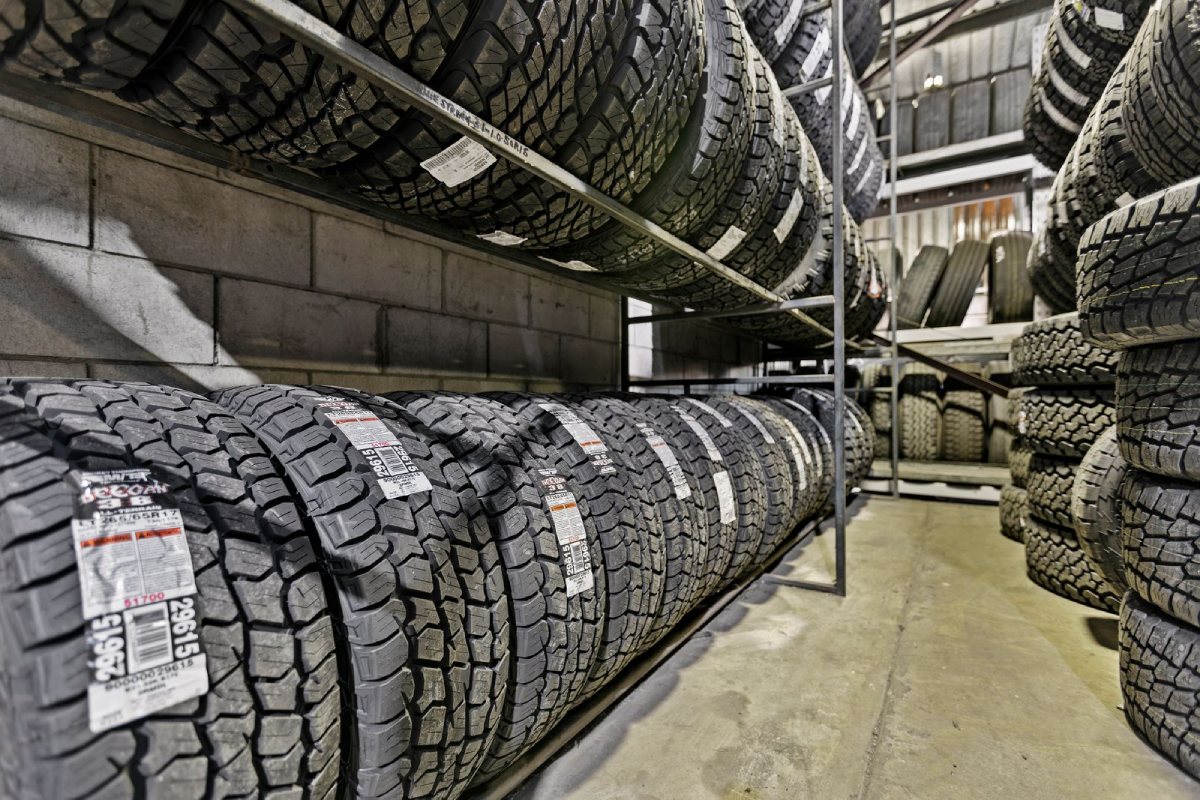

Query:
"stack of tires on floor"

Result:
[[0, 379, 873, 798], [0, 0, 885, 351], [1003, 314, 1120, 612], [885, 363, 988, 463], [1022, 0, 1157, 311], [894, 234, 1034, 330]]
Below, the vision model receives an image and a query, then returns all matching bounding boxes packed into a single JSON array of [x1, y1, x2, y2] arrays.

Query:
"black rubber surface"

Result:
[[1000, 484, 1029, 543], [1071, 426, 1128, 595], [1025, 516, 1121, 613], [384, 392, 606, 784], [1096, 53, 1163, 211], [1016, 387, 1115, 458], [486, 393, 666, 700], [988, 231, 1034, 323], [1027, 453, 1078, 528], [1027, 224, 1076, 315], [1121, 468, 1200, 628], [1010, 441, 1033, 488], [1121, 591, 1200, 782], [1077, 176, 1200, 350], [0, 0, 183, 90], [899, 363, 941, 461], [925, 240, 988, 328], [761, 396, 835, 518], [1010, 313, 1119, 387], [895, 245, 948, 329], [940, 388, 986, 463], [0, 380, 341, 800], [1115, 341, 1200, 482], [214, 384, 512, 799]]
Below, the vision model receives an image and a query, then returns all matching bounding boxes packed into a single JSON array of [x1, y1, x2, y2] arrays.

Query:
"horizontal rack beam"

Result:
[[626, 374, 835, 388], [627, 295, 835, 325], [783, 75, 834, 98]]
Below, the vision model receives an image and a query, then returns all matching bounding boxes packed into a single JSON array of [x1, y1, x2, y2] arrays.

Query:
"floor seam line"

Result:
[[854, 502, 931, 800]]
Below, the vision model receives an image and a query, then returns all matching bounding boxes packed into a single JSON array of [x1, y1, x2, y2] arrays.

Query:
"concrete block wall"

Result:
[[0, 95, 760, 394]]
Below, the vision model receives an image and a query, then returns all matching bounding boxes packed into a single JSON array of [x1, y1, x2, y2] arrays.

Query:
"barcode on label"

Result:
[[125, 604, 171, 673], [321, 399, 434, 498], [545, 490, 594, 597], [420, 137, 497, 187]]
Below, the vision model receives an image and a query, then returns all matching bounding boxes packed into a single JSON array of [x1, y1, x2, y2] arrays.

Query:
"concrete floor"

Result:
[[512, 496, 1198, 800]]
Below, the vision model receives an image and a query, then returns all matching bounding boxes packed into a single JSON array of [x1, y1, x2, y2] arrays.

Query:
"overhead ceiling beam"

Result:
[[861, 0, 986, 88]]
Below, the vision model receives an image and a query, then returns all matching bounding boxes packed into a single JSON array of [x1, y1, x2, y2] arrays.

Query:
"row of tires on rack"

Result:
[[0, 0, 885, 349], [0, 379, 874, 799], [895, 233, 1034, 329], [1024, 0, 1200, 313], [1000, 171, 1200, 780]]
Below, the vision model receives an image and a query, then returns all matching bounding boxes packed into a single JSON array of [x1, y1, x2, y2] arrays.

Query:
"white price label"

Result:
[[707, 225, 748, 261], [538, 469, 594, 597], [319, 398, 433, 498], [638, 422, 692, 500], [774, 188, 805, 244], [420, 137, 497, 187], [539, 403, 616, 475], [713, 470, 737, 525], [729, 403, 775, 444], [673, 406, 724, 463], [477, 230, 526, 246], [684, 397, 736, 428]]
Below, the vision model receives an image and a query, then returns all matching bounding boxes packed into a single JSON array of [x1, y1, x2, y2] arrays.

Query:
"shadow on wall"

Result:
[[0, 228, 262, 392]]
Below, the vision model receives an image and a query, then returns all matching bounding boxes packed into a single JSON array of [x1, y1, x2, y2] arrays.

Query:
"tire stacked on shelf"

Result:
[[0, 377, 867, 799], [895, 245, 948, 329], [1078, 176, 1200, 781], [759, 0, 883, 221], [860, 362, 892, 458], [1023, 0, 1153, 171], [940, 379, 986, 463], [898, 363, 941, 461], [1009, 314, 1120, 613], [925, 240, 988, 328], [988, 231, 1035, 324]]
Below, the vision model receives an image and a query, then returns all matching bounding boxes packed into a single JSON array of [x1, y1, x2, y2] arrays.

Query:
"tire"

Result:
[[1025, 516, 1121, 613], [895, 245, 949, 328], [925, 240, 989, 328], [1115, 341, 1200, 482], [1077, 176, 1200, 350], [213, 384, 513, 798], [383, 392, 606, 783], [940, 388, 986, 463], [707, 396, 799, 562], [1094, 53, 1163, 213], [988, 231, 1035, 323], [0, 380, 340, 800], [541, 0, 754, 269], [613, 50, 817, 299], [899, 364, 941, 460], [1000, 484, 1030, 543], [1010, 313, 1119, 387], [1015, 387, 1116, 458], [761, 396, 835, 520], [847, 0, 881, 77], [1072, 427, 1129, 594], [485, 393, 665, 700], [1010, 442, 1034, 487], [563, 395, 706, 647], [1123, 0, 1200, 186], [665, 397, 769, 586], [1120, 469, 1200, 628], [1027, 224, 1077, 315], [791, 388, 874, 490], [1120, 592, 1200, 783], [740, 0, 808, 64], [1024, 75, 1080, 171], [1027, 454, 1078, 528], [0, 0, 183, 90], [624, 397, 737, 602]]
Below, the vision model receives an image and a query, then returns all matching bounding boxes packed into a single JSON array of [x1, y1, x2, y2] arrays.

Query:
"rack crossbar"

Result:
[[783, 74, 835, 98], [627, 295, 836, 324], [626, 374, 836, 388]]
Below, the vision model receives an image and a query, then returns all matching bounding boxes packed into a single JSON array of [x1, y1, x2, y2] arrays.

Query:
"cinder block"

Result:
[[218, 279, 379, 370], [385, 307, 486, 374], [488, 323, 559, 377], [589, 293, 620, 342], [530, 276, 590, 337], [0, 116, 89, 246], [0, 239, 214, 363], [314, 214, 442, 309], [87, 363, 307, 392], [444, 252, 529, 325], [310, 372, 442, 394], [560, 336, 616, 387], [95, 149, 310, 284], [0, 360, 87, 379]]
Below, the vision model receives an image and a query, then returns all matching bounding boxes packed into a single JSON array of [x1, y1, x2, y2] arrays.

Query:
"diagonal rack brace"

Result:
[[225, 0, 838, 341]]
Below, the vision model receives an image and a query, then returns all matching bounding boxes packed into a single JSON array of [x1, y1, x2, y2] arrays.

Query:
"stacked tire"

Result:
[[0, 380, 871, 798], [1078, 175, 1200, 781], [1023, 0, 1154, 171], [1007, 314, 1120, 613]]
